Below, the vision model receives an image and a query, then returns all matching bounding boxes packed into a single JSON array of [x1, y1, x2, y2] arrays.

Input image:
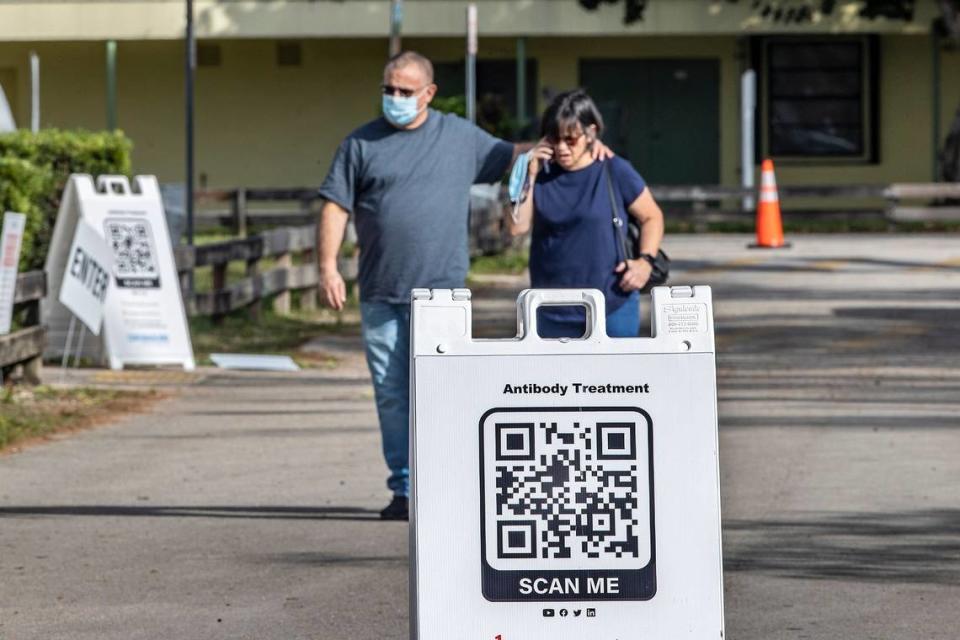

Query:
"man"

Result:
[[317, 51, 610, 520]]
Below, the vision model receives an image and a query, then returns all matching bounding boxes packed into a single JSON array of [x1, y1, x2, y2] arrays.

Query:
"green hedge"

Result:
[[0, 129, 133, 270], [0, 158, 50, 272]]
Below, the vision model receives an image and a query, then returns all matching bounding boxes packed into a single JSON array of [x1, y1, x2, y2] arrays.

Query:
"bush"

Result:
[[0, 129, 133, 270], [0, 157, 51, 272]]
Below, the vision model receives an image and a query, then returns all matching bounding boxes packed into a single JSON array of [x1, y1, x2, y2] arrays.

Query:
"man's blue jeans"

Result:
[[360, 302, 411, 497]]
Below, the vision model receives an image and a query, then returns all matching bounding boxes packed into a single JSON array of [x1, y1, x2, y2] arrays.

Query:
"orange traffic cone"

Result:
[[750, 158, 790, 249]]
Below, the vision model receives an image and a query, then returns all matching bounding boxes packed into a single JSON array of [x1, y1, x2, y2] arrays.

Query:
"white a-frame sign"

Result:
[[43, 175, 195, 370], [410, 287, 723, 639]]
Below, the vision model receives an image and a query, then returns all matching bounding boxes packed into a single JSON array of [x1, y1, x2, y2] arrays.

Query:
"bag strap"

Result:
[[604, 161, 631, 262]]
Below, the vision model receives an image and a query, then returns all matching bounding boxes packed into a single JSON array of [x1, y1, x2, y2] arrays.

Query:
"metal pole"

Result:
[[106, 40, 118, 130], [389, 0, 403, 57], [516, 37, 527, 134], [29, 51, 40, 132], [466, 3, 477, 124], [73, 326, 86, 369], [741, 69, 757, 212], [185, 0, 196, 247], [932, 30, 941, 182], [60, 315, 76, 381]]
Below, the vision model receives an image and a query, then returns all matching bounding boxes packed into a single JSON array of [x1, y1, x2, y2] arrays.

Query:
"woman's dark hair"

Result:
[[540, 89, 605, 144]]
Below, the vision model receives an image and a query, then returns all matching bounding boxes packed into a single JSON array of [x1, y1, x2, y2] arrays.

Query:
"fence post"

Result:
[[273, 251, 292, 315], [233, 188, 248, 238], [301, 247, 318, 312], [22, 296, 42, 384], [247, 256, 261, 321], [212, 261, 227, 325]]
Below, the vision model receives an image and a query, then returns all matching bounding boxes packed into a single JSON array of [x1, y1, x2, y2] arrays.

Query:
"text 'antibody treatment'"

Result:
[[502, 383, 650, 396]]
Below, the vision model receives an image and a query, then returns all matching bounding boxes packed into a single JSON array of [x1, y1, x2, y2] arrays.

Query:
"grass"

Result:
[[188, 305, 358, 368], [470, 250, 529, 275], [0, 386, 160, 451]]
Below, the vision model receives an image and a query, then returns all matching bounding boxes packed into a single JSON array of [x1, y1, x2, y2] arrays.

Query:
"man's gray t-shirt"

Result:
[[318, 109, 514, 304]]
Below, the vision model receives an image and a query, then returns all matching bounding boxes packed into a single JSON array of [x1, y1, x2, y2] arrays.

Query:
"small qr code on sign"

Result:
[[103, 219, 161, 288], [480, 407, 656, 601]]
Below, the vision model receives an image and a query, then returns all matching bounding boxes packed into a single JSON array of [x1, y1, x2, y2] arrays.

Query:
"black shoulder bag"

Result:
[[604, 162, 670, 292]]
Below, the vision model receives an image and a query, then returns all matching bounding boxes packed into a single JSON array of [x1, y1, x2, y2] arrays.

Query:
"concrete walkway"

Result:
[[2, 234, 959, 639]]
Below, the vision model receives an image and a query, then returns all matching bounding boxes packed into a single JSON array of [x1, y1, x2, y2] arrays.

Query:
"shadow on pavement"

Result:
[[113, 425, 377, 439], [182, 408, 370, 416], [724, 509, 960, 585], [263, 552, 408, 567], [0, 505, 382, 522]]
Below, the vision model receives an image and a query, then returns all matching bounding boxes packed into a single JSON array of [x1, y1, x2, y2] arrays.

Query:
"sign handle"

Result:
[[517, 288, 607, 341]]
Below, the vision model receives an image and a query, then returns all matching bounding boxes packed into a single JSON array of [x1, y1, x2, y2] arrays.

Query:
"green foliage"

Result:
[[434, 93, 523, 140], [0, 158, 51, 272], [0, 129, 133, 270], [432, 95, 467, 118]]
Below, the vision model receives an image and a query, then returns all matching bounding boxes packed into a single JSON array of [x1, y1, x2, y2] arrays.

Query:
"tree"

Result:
[[577, 0, 960, 181]]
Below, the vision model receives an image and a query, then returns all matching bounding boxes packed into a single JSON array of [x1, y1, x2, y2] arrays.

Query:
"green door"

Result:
[[580, 59, 720, 185]]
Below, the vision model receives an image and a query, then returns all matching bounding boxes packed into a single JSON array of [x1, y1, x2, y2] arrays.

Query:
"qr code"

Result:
[[104, 219, 161, 288], [480, 407, 653, 573]]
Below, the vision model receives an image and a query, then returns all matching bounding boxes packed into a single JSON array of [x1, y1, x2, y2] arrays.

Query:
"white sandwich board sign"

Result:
[[410, 287, 723, 639], [57, 219, 113, 335], [0, 211, 26, 335], [43, 175, 194, 370]]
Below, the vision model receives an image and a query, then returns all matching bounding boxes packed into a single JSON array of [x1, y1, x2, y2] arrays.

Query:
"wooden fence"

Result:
[[195, 182, 960, 232], [174, 224, 357, 321], [175, 180, 960, 321], [0, 270, 46, 383], [194, 185, 511, 256], [650, 182, 960, 222]]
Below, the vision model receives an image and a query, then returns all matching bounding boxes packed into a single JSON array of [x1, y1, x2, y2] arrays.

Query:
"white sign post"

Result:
[[0, 212, 26, 335], [410, 287, 724, 639], [43, 174, 195, 370]]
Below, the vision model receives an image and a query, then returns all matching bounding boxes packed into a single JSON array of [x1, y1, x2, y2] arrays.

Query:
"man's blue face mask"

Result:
[[382, 94, 420, 127], [508, 151, 531, 204]]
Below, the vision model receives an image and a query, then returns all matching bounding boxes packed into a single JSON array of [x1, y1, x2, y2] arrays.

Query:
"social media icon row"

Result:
[[542, 608, 596, 618]]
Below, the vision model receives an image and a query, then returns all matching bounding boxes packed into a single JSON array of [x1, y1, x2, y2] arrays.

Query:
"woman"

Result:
[[508, 89, 665, 338]]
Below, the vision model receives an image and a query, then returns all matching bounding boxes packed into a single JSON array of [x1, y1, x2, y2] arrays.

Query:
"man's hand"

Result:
[[614, 259, 652, 292], [591, 139, 616, 161], [320, 267, 347, 311]]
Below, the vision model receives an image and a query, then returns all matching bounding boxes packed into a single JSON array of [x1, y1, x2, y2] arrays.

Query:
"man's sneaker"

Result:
[[380, 495, 408, 521]]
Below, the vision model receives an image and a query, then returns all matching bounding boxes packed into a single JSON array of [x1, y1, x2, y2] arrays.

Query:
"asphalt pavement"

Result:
[[1, 234, 959, 639]]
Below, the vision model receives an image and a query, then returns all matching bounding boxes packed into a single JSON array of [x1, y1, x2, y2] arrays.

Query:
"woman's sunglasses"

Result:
[[548, 132, 587, 148]]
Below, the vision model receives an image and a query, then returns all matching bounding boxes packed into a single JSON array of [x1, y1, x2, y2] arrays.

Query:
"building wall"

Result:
[[0, 1, 941, 42], [0, 34, 955, 190]]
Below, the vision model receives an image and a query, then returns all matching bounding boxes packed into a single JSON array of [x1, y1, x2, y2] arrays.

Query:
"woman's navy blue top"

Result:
[[530, 156, 647, 323]]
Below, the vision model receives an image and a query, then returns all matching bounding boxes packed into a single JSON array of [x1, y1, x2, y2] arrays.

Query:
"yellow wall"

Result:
[[0, 34, 954, 191]]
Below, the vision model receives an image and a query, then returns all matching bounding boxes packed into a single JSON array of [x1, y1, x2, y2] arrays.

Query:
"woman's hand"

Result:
[[614, 259, 653, 292], [527, 138, 554, 178]]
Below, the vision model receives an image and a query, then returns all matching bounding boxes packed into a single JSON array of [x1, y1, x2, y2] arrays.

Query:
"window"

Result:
[[760, 37, 878, 162]]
